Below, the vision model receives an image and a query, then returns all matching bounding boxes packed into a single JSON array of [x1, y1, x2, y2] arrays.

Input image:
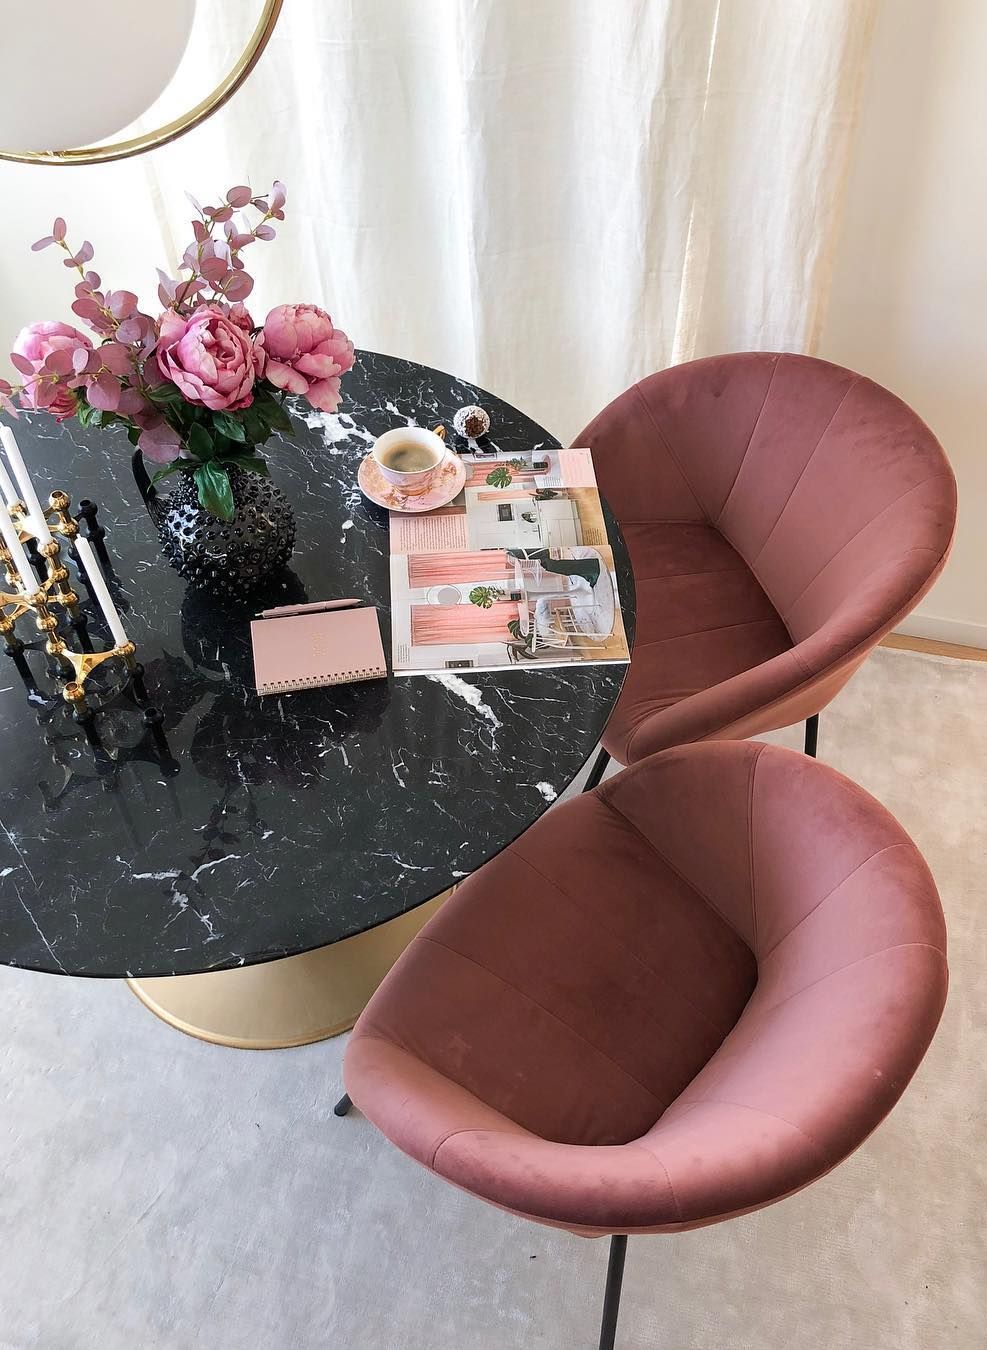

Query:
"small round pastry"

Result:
[[453, 404, 491, 439]]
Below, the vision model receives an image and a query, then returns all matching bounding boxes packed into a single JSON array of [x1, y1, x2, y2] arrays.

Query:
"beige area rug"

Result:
[[0, 646, 983, 1348]]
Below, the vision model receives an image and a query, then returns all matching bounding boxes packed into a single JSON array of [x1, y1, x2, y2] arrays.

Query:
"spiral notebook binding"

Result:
[[259, 666, 385, 694]]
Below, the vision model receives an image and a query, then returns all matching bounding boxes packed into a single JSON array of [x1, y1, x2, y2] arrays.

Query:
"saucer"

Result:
[[358, 450, 467, 513]]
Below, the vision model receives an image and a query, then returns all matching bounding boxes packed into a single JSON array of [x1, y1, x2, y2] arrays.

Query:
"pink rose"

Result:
[[155, 303, 263, 412], [262, 303, 355, 414], [12, 321, 93, 421]]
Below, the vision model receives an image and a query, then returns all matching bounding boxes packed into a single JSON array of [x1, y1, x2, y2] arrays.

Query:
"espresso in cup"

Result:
[[377, 442, 439, 472], [372, 427, 448, 495]]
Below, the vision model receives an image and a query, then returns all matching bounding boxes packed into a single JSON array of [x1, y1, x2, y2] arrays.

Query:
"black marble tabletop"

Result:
[[0, 352, 634, 978]]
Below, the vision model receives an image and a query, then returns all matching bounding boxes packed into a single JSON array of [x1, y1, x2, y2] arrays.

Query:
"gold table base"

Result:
[[126, 891, 451, 1050]]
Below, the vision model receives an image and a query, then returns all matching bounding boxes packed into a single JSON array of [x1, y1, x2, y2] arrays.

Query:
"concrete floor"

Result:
[[0, 646, 984, 1348]]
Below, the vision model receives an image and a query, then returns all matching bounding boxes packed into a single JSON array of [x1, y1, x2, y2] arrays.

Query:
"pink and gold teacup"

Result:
[[371, 427, 448, 497]]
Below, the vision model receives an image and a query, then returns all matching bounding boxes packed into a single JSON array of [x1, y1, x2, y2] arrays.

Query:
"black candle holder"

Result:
[[75, 498, 110, 562]]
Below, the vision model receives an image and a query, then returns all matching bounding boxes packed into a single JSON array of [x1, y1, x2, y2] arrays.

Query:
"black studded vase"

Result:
[[132, 452, 296, 600]]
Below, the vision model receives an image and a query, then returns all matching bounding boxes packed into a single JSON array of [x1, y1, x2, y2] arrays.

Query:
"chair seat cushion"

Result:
[[347, 788, 757, 1153], [604, 523, 793, 762]]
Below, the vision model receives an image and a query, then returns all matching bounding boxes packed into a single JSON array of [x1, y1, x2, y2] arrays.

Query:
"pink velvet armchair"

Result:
[[576, 353, 956, 784], [338, 742, 947, 1347]]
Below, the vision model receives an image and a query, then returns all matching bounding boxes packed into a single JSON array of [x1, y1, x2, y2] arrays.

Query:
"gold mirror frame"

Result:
[[0, 0, 283, 166]]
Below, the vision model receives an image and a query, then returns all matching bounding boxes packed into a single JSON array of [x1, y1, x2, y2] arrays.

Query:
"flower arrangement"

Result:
[[0, 182, 355, 522]]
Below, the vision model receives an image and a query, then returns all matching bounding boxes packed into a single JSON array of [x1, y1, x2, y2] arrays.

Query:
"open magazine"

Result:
[[388, 446, 631, 675]]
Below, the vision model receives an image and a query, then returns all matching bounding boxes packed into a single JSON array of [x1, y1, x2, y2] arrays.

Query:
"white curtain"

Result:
[[0, 0, 876, 441]]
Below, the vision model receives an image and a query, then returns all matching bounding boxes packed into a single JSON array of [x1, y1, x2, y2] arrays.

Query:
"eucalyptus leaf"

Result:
[[194, 462, 235, 521]]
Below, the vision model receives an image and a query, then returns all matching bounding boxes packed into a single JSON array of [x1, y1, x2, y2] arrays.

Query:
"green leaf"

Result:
[[186, 422, 215, 461], [224, 453, 270, 477], [266, 401, 293, 434], [150, 460, 188, 484], [212, 411, 247, 443], [485, 466, 512, 489], [126, 425, 142, 446], [194, 462, 235, 521], [239, 405, 272, 444], [468, 585, 502, 609], [147, 382, 184, 405], [253, 391, 293, 434]]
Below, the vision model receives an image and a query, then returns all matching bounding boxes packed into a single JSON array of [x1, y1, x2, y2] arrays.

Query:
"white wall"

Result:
[[819, 0, 987, 647]]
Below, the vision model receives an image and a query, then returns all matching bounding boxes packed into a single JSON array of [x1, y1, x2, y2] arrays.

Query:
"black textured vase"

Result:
[[132, 453, 296, 599]]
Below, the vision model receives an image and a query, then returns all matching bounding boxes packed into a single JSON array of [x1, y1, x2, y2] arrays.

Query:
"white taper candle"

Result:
[[0, 455, 17, 507], [0, 495, 36, 592], [0, 425, 53, 545], [74, 535, 129, 648]]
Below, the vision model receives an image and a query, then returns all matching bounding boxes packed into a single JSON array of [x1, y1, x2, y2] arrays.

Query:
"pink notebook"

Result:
[[250, 607, 387, 695]]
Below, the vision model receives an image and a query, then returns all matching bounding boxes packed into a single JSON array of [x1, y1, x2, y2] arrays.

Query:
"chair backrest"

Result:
[[601, 742, 948, 1222], [579, 353, 956, 654]]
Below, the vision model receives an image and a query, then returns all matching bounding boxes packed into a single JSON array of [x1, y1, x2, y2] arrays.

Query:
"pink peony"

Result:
[[155, 303, 263, 412], [226, 303, 255, 332], [262, 304, 355, 414], [12, 320, 93, 421]]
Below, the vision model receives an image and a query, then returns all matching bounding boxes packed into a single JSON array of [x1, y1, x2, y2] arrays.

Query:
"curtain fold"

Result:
[[0, 0, 877, 441]]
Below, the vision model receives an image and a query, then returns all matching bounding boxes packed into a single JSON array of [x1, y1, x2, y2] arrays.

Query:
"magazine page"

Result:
[[388, 447, 631, 676]]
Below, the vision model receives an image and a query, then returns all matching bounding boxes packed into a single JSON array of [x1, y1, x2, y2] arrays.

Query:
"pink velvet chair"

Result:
[[338, 742, 947, 1347], [575, 353, 956, 786]]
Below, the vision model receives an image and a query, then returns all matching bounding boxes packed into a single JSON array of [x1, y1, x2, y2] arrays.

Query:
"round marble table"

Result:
[[0, 352, 635, 1046]]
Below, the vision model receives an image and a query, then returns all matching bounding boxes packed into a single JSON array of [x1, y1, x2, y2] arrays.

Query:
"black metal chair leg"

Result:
[[804, 713, 819, 758], [333, 1092, 352, 1117], [598, 1234, 627, 1350], [583, 747, 612, 793]]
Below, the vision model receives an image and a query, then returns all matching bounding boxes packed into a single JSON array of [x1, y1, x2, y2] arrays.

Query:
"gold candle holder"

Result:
[[0, 518, 25, 588], [39, 538, 81, 619], [6, 491, 84, 603], [59, 641, 138, 716], [0, 538, 32, 652], [3, 490, 140, 715], [47, 490, 80, 544]]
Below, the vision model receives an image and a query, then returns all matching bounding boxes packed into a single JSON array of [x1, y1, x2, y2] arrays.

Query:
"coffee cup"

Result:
[[371, 427, 448, 495]]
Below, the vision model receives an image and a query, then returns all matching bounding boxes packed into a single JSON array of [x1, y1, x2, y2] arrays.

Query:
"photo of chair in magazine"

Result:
[[388, 446, 631, 675]]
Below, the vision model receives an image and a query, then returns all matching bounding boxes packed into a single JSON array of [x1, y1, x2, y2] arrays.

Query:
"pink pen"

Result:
[[256, 598, 364, 619]]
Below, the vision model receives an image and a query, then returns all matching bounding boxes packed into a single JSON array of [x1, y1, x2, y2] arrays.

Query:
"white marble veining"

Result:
[[0, 352, 634, 977]]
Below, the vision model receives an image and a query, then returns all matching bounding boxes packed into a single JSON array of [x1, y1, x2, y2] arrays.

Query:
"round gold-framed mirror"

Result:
[[0, 0, 283, 166]]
